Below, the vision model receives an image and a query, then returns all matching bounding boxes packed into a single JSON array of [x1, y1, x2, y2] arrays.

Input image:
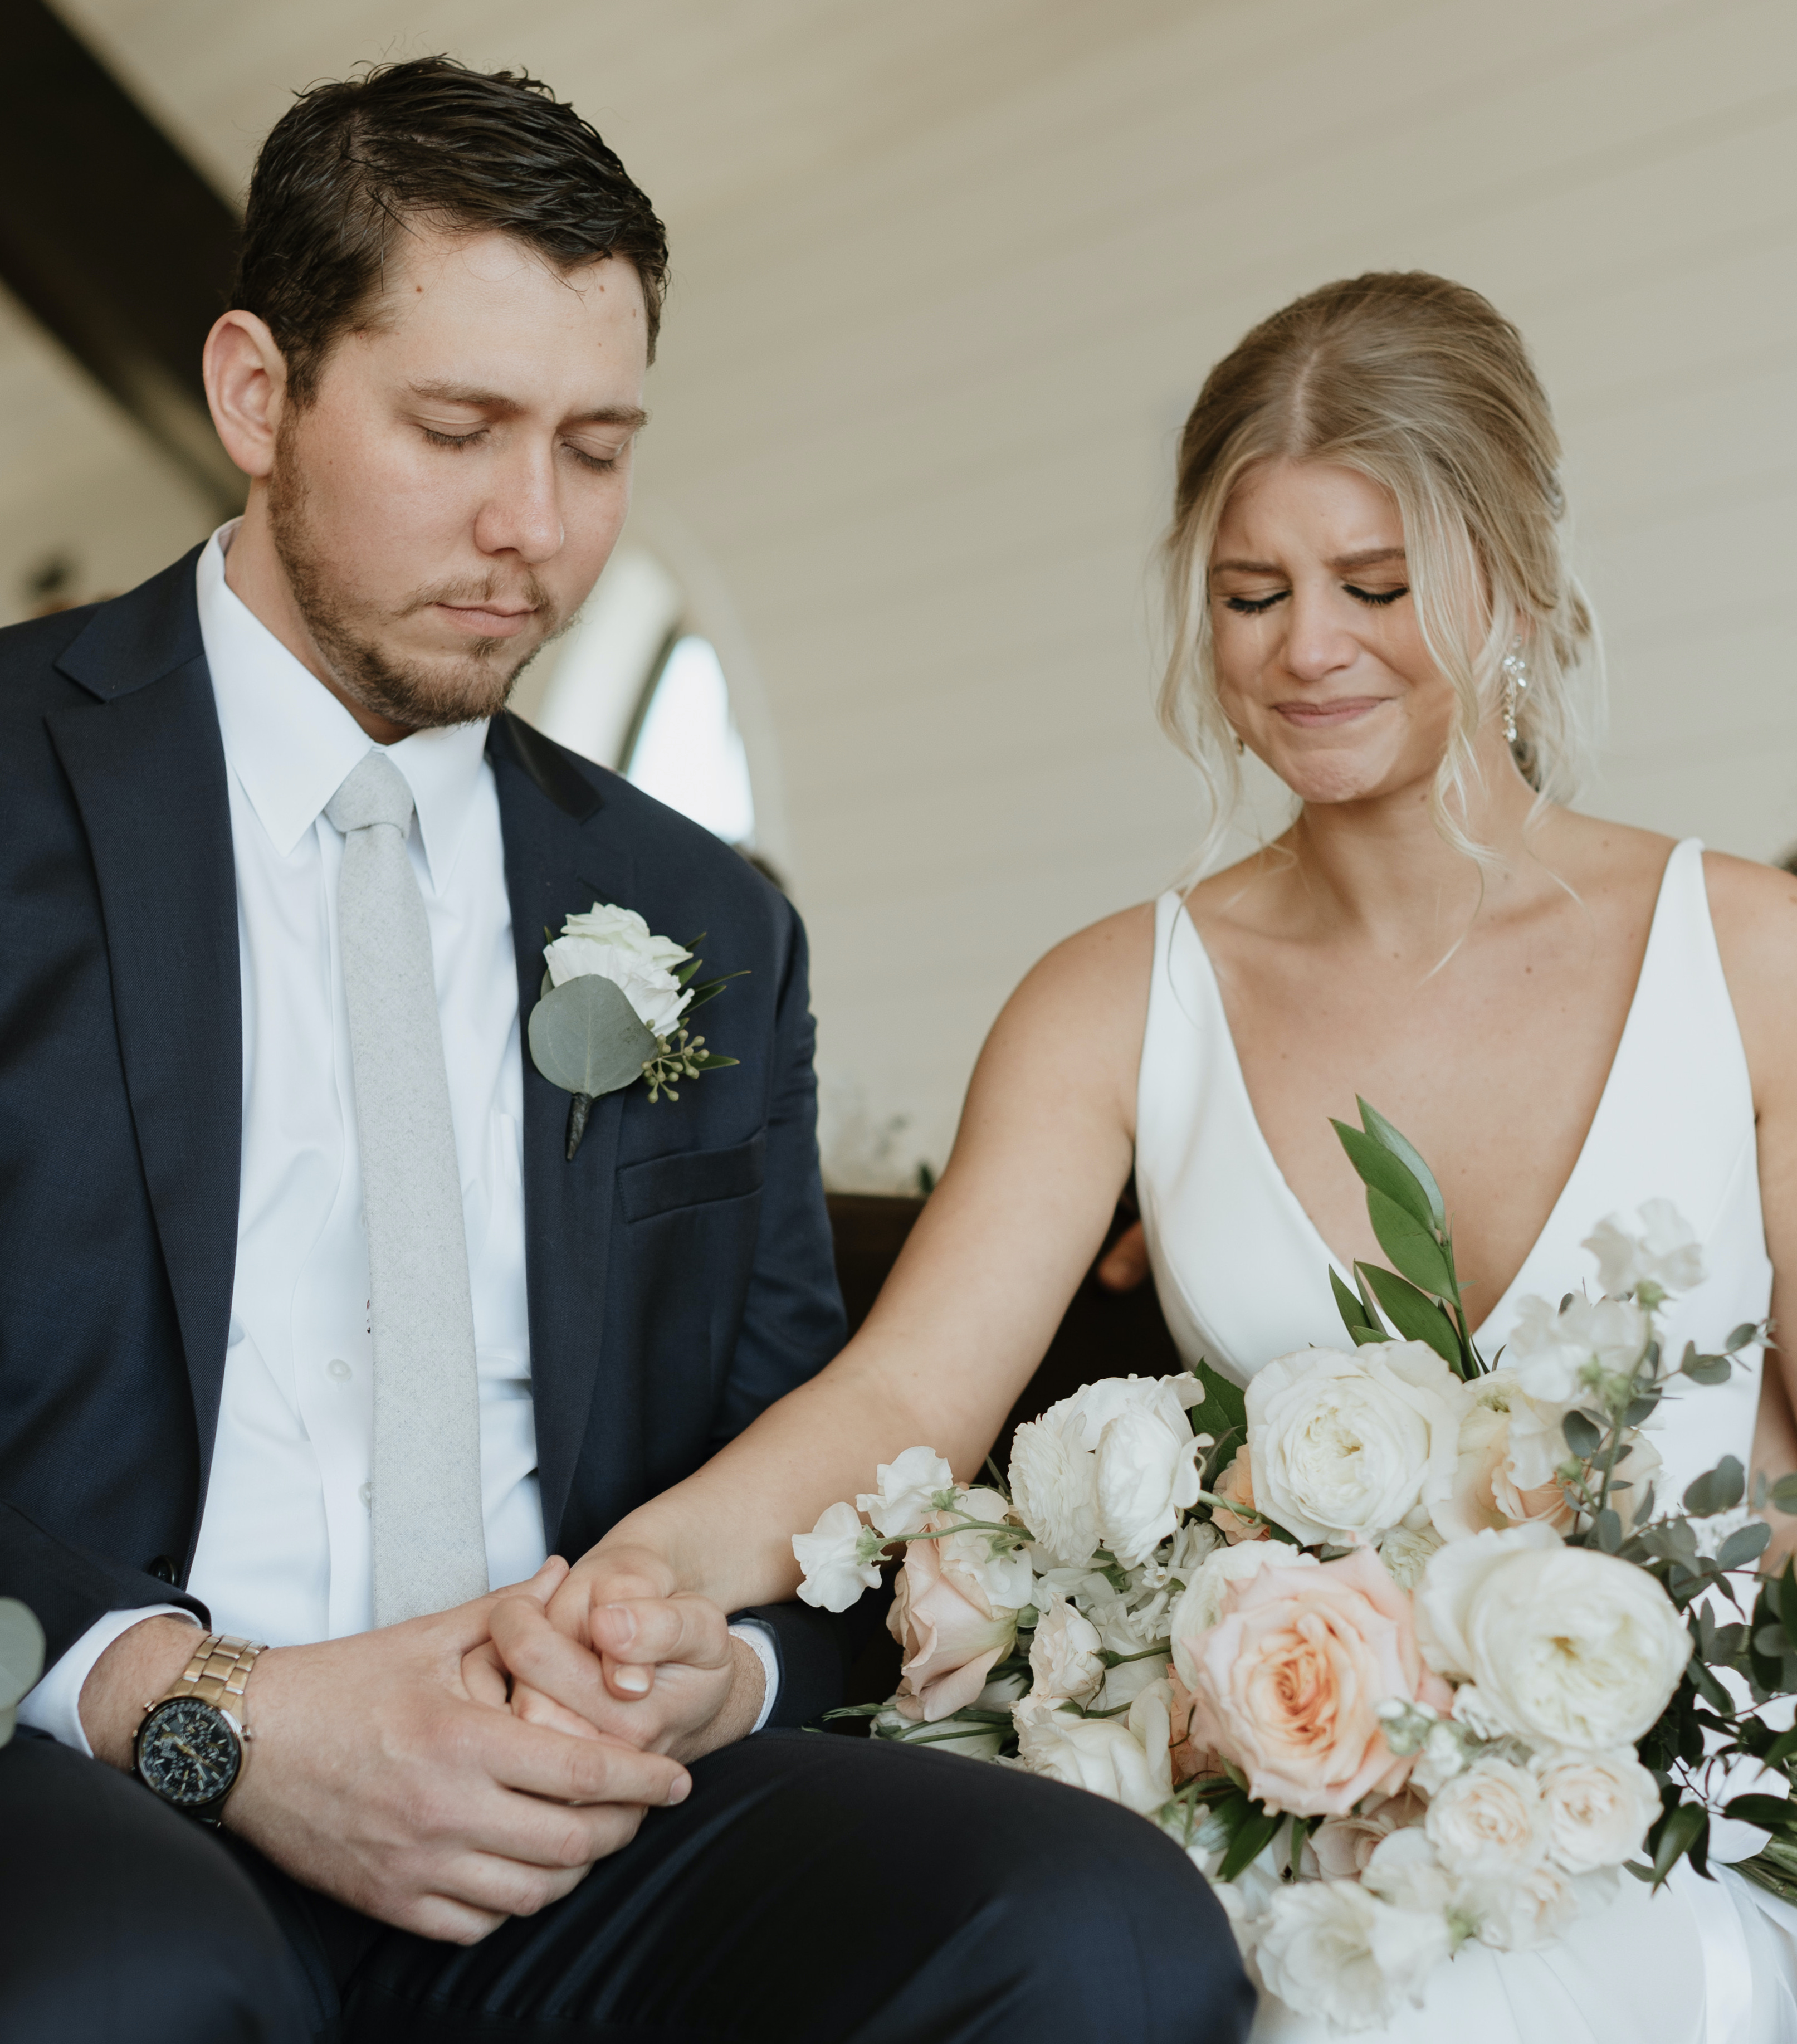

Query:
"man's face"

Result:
[[266, 227, 649, 732]]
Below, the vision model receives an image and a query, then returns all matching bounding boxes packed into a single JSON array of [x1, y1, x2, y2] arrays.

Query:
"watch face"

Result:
[[137, 1696, 241, 1808]]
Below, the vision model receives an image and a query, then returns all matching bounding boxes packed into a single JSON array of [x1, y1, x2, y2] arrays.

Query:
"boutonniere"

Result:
[[528, 902, 741, 1159]]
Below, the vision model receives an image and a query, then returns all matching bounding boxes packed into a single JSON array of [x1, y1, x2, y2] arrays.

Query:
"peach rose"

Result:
[[888, 1524, 1019, 1723], [1180, 1547, 1452, 1816], [1211, 1446, 1268, 1544]]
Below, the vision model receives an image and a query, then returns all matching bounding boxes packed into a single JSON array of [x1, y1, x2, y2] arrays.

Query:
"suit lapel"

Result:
[[45, 554, 242, 1472], [488, 715, 631, 1545]]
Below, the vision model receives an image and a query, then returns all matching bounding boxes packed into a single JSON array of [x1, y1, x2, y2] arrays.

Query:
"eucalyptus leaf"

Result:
[[1595, 1508, 1623, 1553], [1718, 1522, 1774, 1572], [1684, 1456, 1746, 1518], [1562, 1410, 1603, 1459], [528, 974, 658, 1099], [1727, 1323, 1762, 1353], [1331, 1121, 1435, 1232], [1355, 1098, 1447, 1229], [1359, 1264, 1461, 1368], [1683, 1353, 1732, 1387], [1772, 1475, 1797, 1516], [1366, 1186, 1457, 1300]]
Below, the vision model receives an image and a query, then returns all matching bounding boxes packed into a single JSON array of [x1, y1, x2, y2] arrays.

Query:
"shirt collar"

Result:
[[197, 522, 491, 890]]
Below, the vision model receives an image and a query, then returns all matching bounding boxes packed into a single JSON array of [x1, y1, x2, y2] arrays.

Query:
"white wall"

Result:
[[31, 0, 1797, 1181]]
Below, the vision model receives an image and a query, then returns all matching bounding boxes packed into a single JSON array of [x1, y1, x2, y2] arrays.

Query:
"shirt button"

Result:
[[359, 1481, 373, 1508], [327, 1358, 353, 1381]]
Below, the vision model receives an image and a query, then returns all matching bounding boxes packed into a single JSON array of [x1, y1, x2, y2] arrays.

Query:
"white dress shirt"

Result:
[[23, 526, 774, 1745]]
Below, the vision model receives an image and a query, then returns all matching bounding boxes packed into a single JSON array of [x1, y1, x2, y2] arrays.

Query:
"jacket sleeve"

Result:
[[1, 1502, 206, 1666]]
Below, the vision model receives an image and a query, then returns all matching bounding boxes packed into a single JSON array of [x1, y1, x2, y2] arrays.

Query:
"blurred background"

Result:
[[4, 0, 1793, 1191]]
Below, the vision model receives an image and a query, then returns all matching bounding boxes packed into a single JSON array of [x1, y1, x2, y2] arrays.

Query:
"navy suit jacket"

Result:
[[0, 549, 857, 1725]]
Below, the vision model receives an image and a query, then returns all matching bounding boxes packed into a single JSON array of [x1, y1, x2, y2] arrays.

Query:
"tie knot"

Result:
[[326, 750, 415, 838]]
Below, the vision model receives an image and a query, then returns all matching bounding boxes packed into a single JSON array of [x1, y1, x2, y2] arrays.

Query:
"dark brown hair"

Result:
[[234, 56, 669, 403]]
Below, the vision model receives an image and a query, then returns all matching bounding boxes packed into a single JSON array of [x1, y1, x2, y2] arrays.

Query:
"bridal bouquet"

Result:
[[794, 1104, 1797, 2032]]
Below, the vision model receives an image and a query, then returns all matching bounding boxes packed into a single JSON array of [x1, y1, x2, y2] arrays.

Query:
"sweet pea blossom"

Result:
[[1583, 1200, 1706, 1299], [793, 1501, 882, 1612], [1503, 1294, 1648, 1406], [855, 1446, 956, 1538]]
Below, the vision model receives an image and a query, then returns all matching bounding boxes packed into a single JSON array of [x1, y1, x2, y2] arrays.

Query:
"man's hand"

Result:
[[478, 1545, 765, 1764], [80, 1559, 692, 1944]]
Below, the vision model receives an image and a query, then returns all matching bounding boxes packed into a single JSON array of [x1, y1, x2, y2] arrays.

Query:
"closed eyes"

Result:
[[1220, 583, 1409, 615]]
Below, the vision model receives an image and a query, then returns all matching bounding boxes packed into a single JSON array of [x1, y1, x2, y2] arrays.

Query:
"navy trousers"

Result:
[[0, 1726, 1255, 2042]]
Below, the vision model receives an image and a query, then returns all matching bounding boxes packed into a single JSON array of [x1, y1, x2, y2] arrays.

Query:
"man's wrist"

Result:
[[81, 1614, 217, 1769]]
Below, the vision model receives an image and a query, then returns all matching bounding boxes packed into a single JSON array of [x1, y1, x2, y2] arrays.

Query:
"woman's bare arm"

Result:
[[1706, 853, 1797, 1559], [584, 904, 1156, 1614]]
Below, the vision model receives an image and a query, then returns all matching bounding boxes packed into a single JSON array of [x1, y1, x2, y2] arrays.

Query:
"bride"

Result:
[[551, 272, 1797, 2037]]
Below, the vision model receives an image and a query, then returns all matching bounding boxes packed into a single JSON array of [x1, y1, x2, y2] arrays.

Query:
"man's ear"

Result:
[[203, 309, 289, 479]]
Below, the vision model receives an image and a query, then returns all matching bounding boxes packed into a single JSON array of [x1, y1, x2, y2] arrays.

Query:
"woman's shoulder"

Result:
[[1700, 851, 1797, 1071]]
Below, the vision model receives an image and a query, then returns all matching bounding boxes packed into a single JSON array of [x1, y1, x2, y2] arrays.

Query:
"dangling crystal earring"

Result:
[[1501, 638, 1529, 745], [1234, 731, 1245, 757]]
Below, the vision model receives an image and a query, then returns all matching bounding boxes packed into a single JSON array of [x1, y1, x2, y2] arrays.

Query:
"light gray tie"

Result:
[[326, 750, 488, 1626]]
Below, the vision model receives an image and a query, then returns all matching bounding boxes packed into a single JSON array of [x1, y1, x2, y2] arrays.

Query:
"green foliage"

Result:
[[0, 1597, 45, 1746], [528, 973, 658, 1097], [1358, 1264, 1463, 1368]]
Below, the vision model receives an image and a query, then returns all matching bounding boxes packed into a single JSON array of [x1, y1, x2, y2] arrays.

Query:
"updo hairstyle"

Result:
[[1159, 271, 1599, 861]]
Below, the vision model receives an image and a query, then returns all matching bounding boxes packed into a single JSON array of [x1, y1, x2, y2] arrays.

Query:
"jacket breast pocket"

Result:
[[619, 1132, 766, 1224]]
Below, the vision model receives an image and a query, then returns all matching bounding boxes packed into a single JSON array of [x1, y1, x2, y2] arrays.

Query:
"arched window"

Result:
[[514, 545, 758, 850]]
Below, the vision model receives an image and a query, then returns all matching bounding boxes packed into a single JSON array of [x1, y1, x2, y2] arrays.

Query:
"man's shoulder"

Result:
[[0, 603, 106, 710], [0, 551, 207, 736]]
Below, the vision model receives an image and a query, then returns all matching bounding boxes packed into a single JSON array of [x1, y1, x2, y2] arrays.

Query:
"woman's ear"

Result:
[[203, 309, 289, 480]]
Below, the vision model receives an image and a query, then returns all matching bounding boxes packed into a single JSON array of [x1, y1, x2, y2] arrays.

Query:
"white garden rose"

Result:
[[1254, 1880, 1450, 2031], [1583, 1200, 1706, 1299], [1247, 1343, 1468, 1547], [1417, 1525, 1690, 1749], [1423, 1758, 1549, 1876], [855, 1446, 955, 1537], [1027, 1586, 1105, 1703], [1532, 1748, 1662, 1872], [1503, 1294, 1648, 1405], [1008, 1408, 1101, 1567], [1168, 1543, 1317, 1684], [1093, 1402, 1206, 1567], [559, 901, 692, 970], [543, 931, 692, 1037], [792, 1500, 881, 1612], [1012, 1681, 1173, 1817]]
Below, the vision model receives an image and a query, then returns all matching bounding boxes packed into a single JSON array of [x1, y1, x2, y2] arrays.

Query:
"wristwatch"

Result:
[[134, 1632, 265, 1824]]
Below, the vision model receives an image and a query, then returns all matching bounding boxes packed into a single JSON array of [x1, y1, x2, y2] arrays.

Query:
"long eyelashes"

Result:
[[421, 428, 617, 472], [1219, 584, 1409, 615]]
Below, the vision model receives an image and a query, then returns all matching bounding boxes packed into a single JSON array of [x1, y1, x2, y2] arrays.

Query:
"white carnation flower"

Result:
[[1532, 1747, 1662, 1872], [1583, 1199, 1706, 1299], [1009, 1409, 1101, 1567], [1027, 1586, 1105, 1703], [1255, 1880, 1450, 2030], [856, 1446, 956, 1538], [1247, 1342, 1467, 1547], [792, 1500, 881, 1612], [1418, 1526, 1689, 1748]]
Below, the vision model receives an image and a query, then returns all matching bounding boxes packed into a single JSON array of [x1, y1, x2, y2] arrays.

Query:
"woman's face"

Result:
[[1208, 459, 1461, 806]]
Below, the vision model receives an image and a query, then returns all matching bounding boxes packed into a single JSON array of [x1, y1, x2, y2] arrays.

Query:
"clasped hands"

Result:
[[95, 1550, 751, 1947]]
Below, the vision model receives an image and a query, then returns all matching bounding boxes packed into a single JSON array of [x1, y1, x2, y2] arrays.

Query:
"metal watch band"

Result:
[[164, 1632, 266, 1715]]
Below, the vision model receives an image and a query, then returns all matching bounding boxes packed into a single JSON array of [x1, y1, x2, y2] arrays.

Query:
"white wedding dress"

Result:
[[1134, 840, 1797, 2043]]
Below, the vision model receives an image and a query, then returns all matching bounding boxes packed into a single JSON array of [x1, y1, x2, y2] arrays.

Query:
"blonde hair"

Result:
[[1159, 271, 1599, 866]]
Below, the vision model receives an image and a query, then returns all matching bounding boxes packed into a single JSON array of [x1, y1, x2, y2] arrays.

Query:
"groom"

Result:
[[0, 55, 1249, 2043]]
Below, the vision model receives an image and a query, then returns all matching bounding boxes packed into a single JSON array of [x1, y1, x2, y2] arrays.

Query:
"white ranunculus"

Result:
[[1247, 1343, 1468, 1547], [1093, 1404, 1206, 1567], [1503, 1294, 1648, 1405], [792, 1500, 881, 1612], [933, 1486, 1035, 1608], [1027, 1586, 1105, 1703], [1583, 1200, 1706, 1300], [856, 1446, 956, 1538], [1009, 1409, 1102, 1567], [1533, 1748, 1662, 1872], [1418, 1526, 1690, 1748], [1168, 1543, 1317, 1685], [1012, 1686, 1173, 1817], [543, 934, 692, 1037], [1254, 1880, 1451, 2031], [1064, 1371, 1206, 1446], [1424, 1758, 1549, 1876]]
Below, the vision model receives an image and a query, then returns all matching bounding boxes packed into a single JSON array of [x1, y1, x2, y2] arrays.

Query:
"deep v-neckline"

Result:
[[1173, 840, 1690, 1348]]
